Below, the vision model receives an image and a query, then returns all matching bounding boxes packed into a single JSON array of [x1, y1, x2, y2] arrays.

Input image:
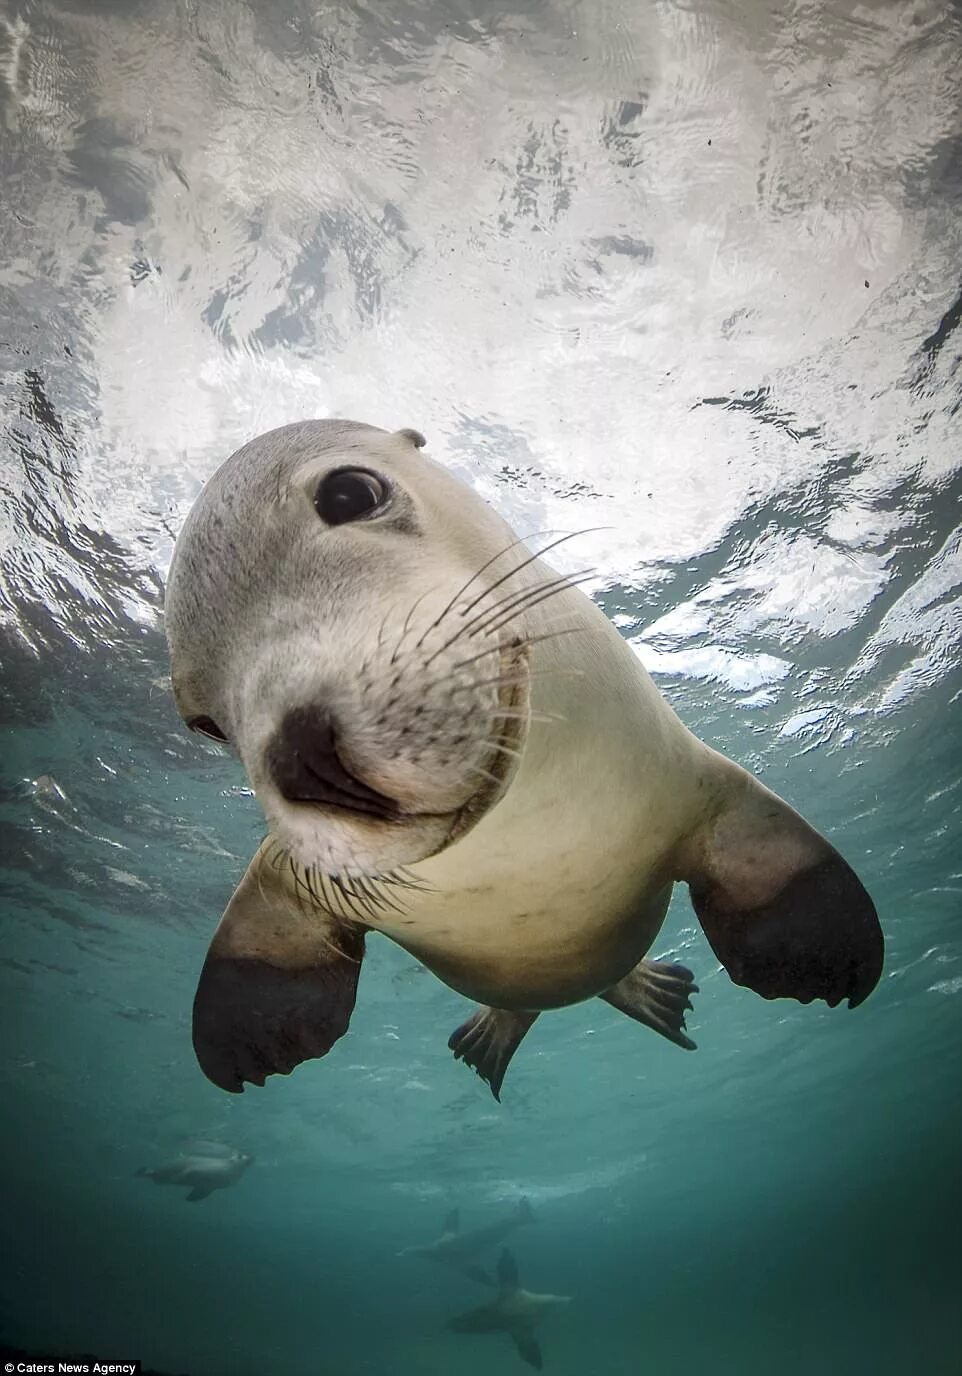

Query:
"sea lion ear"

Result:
[[395, 427, 427, 449], [192, 841, 366, 1093], [680, 767, 884, 1010]]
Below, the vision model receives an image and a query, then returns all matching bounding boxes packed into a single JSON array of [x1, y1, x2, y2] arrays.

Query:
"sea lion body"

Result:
[[448, 1249, 570, 1370], [399, 1199, 534, 1285], [137, 1150, 253, 1202], [375, 602, 694, 1011], [164, 419, 884, 1101]]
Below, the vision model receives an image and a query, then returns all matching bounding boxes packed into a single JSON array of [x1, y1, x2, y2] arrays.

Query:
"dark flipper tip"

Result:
[[448, 1008, 537, 1101], [511, 1326, 543, 1370], [602, 958, 700, 1051], [193, 949, 362, 1093], [692, 853, 884, 1010]]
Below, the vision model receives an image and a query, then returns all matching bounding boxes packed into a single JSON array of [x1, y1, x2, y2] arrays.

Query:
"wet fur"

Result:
[[166, 420, 884, 1098]]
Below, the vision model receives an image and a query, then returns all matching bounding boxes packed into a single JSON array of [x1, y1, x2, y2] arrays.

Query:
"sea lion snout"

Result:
[[233, 625, 529, 872], [266, 705, 399, 819]]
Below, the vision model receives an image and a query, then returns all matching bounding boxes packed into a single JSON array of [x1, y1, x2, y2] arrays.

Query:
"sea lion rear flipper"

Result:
[[509, 1326, 543, 1370], [448, 1008, 539, 1101], [448, 1304, 500, 1333], [682, 765, 884, 1008], [193, 841, 366, 1093], [462, 1263, 496, 1287], [497, 1249, 519, 1294], [601, 959, 698, 1050]]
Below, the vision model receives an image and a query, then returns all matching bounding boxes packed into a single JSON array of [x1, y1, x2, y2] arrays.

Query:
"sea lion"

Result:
[[164, 419, 884, 1101], [136, 1149, 254, 1202], [398, 1198, 534, 1285], [448, 1249, 570, 1370]]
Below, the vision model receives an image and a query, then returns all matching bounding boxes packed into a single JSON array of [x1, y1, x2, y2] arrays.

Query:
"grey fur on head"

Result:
[[164, 417, 533, 874]]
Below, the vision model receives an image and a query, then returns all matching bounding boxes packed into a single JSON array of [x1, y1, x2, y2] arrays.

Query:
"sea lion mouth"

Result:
[[438, 636, 529, 847], [288, 652, 527, 830], [271, 636, 530, 869], [267, 706, 400, 817]]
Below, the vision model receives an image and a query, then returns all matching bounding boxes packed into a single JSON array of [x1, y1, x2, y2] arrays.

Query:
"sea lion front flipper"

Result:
[[601, 959, 698, 1050], [448, 1008, 539, 1102], [193, 841, 366, 1093], [509, 1326, 543, 1370], [185, 1186, 215, 1203], [682, 764, 884, 1009]]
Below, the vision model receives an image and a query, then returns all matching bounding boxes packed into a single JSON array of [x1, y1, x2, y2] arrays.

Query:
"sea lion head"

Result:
[[165, 420, 538, 875]]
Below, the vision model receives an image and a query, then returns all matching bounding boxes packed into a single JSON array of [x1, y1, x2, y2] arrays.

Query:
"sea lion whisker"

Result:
[[490, 707, 562, 724], [520, 626, 586, 650], [334, 845, 402, 920], [455, 528, 605, 621], [256, 866, 269, 905], [392, 588, 435, 666], [446, 668, 584, 692], [474, 582, 597, 643], [353, 871, 407, 916], [412, 536, 531, 651], [331, 872, 380, 922], [431, 658, 583, 692], [384, 866, 435, 893], [480, 739, 525, 762], [347, 871, 392, 913], [316, 870, 367, 940], [307, 865, 332, 910], [327, 872, 361, 921], [448, 627, 581, 674], [428, 567, 593, 660], [376, 608, 394, 656], [288, 856, 313, 918], [266, 838, 287, 873], [448, 644, 509, 672], [323, 869, 349, 924], [443, 576, 588, 655], [467, 570, 596, 640], [466, 762, 503, 788], [296, 868, 363, 961], [350, 872, 394, 920], [302, 866, 331, 915], [412, 529, 579, 651]]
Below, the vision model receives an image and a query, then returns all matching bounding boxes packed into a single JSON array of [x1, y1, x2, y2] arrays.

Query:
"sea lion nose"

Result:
[[266, 706, 396, 817]]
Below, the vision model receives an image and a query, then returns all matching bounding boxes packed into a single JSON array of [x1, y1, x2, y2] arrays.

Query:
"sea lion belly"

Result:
[[375, 853, 676, 1011]]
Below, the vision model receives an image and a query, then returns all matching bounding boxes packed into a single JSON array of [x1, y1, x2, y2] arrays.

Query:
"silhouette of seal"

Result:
[[448, 1249, 570, 1369], [398, 1198, 534, 1285], [136, 1150, 253, 1202]]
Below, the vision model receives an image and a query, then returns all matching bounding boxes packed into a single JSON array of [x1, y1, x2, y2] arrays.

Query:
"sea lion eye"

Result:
[[187, 716, 228, 743], [314, 468, 387, 526]]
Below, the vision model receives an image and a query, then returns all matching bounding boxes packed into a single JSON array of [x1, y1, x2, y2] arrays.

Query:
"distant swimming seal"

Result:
[[399, 1198, 534, 1286], [164, 419, 884, 1101], [448, 1248, 570, 1370], [136, 1150, 253, 1202]]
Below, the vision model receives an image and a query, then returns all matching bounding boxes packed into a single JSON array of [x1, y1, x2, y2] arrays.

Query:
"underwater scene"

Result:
[[1, 1, 960, 1373]]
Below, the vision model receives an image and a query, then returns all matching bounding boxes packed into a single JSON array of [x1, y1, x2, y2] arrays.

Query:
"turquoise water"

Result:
[[1, 1, 961, 1373]]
